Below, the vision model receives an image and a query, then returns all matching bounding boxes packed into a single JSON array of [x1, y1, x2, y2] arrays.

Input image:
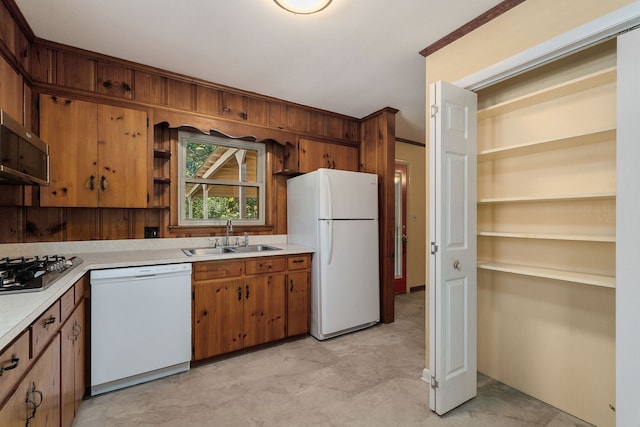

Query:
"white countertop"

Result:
[[0, 236, 314, 350]]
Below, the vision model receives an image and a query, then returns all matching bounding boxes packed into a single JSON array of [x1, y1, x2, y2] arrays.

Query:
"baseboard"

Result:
[[421, 368, 431, 384], [410, 285, 426, 293]]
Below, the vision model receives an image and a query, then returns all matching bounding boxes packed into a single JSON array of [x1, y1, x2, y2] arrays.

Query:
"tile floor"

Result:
[[75, 291, 593, 426]]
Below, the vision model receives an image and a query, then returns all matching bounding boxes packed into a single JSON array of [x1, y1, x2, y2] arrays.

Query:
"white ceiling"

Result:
[[15, 0, 503, 143]]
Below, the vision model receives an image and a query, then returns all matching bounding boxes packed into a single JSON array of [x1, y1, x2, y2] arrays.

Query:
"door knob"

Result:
[[453, 260, 461, 270]]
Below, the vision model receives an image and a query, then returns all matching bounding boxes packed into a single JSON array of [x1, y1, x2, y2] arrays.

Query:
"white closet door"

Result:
[[616, 26, 640, 427], [429, 80, 477, 415]]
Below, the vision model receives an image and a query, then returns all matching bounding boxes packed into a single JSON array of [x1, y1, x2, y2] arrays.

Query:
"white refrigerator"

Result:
[[287, 168, 380, 340]]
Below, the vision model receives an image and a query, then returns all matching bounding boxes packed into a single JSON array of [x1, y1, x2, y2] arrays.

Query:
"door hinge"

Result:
[[430, 376, 439, 389], [430, 105, 439, 118], [430, 242, 438, 255]]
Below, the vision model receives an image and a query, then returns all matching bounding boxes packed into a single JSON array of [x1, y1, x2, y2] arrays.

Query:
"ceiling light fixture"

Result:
[[274, 0, 333, 15]]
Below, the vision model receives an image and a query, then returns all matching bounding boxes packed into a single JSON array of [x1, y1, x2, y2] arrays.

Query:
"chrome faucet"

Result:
[[225, 219, 233, 246]]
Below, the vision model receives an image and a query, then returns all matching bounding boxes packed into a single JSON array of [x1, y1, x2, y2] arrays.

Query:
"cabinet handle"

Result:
[[25, 382, 43, 426], [88, 175, 95, 191], [290, 279, 294, 293], [43, 316, 56, 327], [72, 322, 82, 341], [100, 175, 107, 191], [245, 285, 250, 300], [0, 355, 19, 376], [237, 286, 242, 301]]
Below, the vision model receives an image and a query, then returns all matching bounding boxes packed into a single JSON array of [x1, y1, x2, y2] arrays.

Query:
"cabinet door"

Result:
[[298, 139, 330, 173], [0, 56, 22, 122], [0, 335, 61, 427], [192, 279, 244, 359], [60, 300, 84, 427], [97, 105, 148, 208], [331, 144, 359, 172], [286, 271, 310, 337], [243, 274, 286, 347], [73, 302, 85, 417], [39, 95, 98, 207]]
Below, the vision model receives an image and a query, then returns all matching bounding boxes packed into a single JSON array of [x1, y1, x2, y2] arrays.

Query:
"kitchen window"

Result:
[[178, 131, 265, 226]]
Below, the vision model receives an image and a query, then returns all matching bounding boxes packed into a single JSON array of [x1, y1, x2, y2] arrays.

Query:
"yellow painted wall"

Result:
[[424, 1, 633, 425], [395, 141, 426, 291]]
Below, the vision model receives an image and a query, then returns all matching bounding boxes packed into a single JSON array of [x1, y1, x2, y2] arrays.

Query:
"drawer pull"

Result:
[[0, 355, 19, 376], [43, 316, 56, 326], [292, 259, 304, 264]]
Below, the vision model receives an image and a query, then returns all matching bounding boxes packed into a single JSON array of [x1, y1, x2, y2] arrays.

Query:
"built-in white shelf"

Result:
[[478, 128, 616, 161], [477, 261, 615, 289], [478, 231, 615, 242], [478, 192, 616, 204], [477, 66, 616, 120]]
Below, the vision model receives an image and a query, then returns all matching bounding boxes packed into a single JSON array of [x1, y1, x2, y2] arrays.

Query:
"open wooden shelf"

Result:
[[478, 231, 615, 242], [153, 149, 171, 159], [477, 261, 615, 289], [478, 192, 615, 204], [478, 128, 615, 161], [477, 67, 616, 120]]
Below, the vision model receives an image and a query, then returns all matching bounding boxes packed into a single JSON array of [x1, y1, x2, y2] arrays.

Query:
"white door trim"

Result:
[[454, 0, 640, 91]]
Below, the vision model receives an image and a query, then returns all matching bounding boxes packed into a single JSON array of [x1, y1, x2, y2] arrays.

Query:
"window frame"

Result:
[[177, 130, 266, 226]]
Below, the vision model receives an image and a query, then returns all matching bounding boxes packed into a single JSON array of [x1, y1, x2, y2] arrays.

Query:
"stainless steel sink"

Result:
[[182, 245, 281, 256], [229, 244, 281, 253], [182, 247, 235, 256]]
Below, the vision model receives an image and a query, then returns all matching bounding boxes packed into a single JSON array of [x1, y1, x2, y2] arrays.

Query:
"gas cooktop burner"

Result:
[[0, 255, 83, 295]]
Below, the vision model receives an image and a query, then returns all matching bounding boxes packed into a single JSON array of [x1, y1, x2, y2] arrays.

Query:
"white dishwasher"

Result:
[[90, 263, 192, 396]]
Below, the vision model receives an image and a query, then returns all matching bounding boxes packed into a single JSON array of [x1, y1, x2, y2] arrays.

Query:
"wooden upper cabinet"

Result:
[[39, 95, 148, 208], [97, 105, 148, 207], [298, 139, 359, 173], [330, 143, 359, 171], [298, 139, 329, 172], [0, 56, 23, 122], [40, 96, 99, 207]]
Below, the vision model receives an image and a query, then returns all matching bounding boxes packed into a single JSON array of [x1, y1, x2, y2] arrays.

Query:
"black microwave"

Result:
[[0, 110, 49, 185]]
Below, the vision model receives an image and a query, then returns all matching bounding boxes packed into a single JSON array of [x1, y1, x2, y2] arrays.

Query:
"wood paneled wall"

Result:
[[0, 0, 398, 323], [360, 107, 398, 324], [0, 0, 374, 243]]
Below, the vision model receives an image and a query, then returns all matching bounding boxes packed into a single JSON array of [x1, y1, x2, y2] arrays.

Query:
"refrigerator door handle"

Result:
[[324, 172, 333, 220], [327, 220, 333, 264]]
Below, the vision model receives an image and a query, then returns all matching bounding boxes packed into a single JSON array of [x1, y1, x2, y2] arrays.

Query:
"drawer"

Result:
[[0, 331, 31, 406], [287, 255, 310, 271], [31, 301, 60, 358], [193, 260, 244, 281], [60, 286, 75, 325], [245, 257, 285, 275]]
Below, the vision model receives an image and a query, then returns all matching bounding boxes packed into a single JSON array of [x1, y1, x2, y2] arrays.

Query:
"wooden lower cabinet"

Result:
[[0, 275, 87, 427], [286, 254, 311, 337], [286, 271, 310, 337], [243, 274, 286, 347], [193, 278, 244, 359], [60, 300, 85, 427], [192, 254, 310, 361], [0, 335, 61, 427]]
